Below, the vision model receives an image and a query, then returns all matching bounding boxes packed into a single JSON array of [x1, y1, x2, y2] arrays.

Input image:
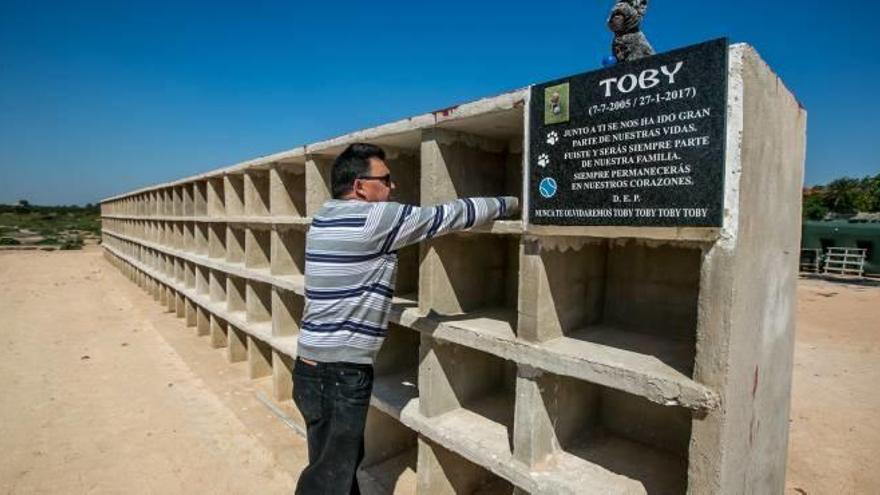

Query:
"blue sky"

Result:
[[0, 0, 877, 205]]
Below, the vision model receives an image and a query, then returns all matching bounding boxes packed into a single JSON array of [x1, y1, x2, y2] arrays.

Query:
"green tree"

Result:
[[853, 174, 880, 212], [822, 178, 861, 213], [803, 194, 828, 220]]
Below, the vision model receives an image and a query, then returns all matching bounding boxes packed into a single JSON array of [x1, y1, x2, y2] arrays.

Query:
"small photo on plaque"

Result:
[[544, 83, 570, 125]]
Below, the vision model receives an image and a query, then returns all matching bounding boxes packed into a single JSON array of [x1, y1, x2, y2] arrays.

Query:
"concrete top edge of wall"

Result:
[[103, 42, 792, 206], [101, 87, 530, 204]]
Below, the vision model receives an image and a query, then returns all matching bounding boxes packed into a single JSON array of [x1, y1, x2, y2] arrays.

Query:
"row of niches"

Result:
[[106, 247, 297, 389], [100, 128, 525, 221], [104, 245, 694, 494], [420, 235, 702, 378], [102, 218, 308, 280], [103, 220, 703, 378], [103, 246, 508, 493], [101, 165, 308, 218], [102, 235, 305, 339]]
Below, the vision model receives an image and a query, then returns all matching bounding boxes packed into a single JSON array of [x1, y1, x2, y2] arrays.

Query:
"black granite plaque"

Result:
[[529, 38, 728, 227]]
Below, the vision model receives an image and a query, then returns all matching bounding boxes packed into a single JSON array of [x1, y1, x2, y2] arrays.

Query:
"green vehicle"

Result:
[[802, 220, 880, 276]]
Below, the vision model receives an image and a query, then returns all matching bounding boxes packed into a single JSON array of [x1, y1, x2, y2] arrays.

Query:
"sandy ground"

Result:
[[0, 247, 877, 494], [785, 277, 880, 495], [0, 247, 307, 494]]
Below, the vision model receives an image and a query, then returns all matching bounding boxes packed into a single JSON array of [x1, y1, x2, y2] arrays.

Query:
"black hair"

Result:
[[331, 143, 386, 199]]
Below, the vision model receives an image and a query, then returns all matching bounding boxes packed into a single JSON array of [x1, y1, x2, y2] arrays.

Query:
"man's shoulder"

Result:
[[316, 200, 412, 218]]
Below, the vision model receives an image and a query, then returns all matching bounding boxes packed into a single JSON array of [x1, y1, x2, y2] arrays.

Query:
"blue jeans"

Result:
[[293, 357, 374, 495]]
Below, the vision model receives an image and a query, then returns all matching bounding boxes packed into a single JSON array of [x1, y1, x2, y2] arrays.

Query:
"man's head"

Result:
[[331, 143, 395, 202]]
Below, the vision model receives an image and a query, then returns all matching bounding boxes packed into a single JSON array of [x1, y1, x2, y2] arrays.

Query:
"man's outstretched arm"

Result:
[[384, 196, 519, 252]]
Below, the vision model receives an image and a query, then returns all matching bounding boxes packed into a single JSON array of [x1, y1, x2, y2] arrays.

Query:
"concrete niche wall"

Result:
[[244, 226, 271, 271], [99, 44, 804, 495], [270, 163, 306, 217], [224, 174, 245, 216], [419, 234, 519, 321], [271, 288, 303, 337], [270, 227, 305, 279], [519, 238, 700, 376], [244, 169, 270, 217]]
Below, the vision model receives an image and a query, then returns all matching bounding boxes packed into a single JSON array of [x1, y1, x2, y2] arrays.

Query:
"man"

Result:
[[293, 142, 519, 494]]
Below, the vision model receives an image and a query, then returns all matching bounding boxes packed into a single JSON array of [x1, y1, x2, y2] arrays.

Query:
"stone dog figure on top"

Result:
[[608, 0, 655, 62]]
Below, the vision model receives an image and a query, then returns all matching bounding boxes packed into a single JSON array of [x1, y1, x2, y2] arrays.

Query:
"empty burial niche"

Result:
[[418, 438, 515, 494], [194, 223, 208, 255], [195, 265, 209, 295], [246, 280, 272, 328], [182, 183, 194, 216], [196, 304, 210, 336], [209, 269, 227, 303], [360, 408, 417, 494], [421, 234, 519, 328], [532, 373, 690, 494], [271, 288, 303, 337], [270, 227, 305, 280], [208, 223, 226, 259], [373, 323, 420, 407], [270, 164, 306, 217], [529, 239, 701, 375], [184, 261, 195, 289], [272, 350, 294, 402], [173, 257, 184, 282], [172, 222, 184, 249], [228, 324, 248, 363], [172, 186, 183, 216], [245, 226, 271, 271], [421, 338, 516, 445], [210, 314, 229, 349], [159, 222, 170, 246], [387, 149, 421, 206], [162, 188, 174, 216], [193, 181, 208, 217], [226, 225, 246, 265], [161, 254, 172, 277], [247, 335, 273, 379], [207, 177, 225, 217], [183, 222, 195, 251], [227, 275, 247, 316], [395, 244, 419, 301], [421, 127, 522, 218], [244, 169, 270, 217], [224, 174, 245, 217]]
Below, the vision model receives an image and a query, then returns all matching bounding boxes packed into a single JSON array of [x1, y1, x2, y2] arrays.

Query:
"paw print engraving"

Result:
[[537, 153, 550, 168], [546, 131, 559, 145]]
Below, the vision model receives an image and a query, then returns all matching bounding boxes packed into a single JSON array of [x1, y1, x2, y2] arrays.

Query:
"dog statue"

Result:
[[607, 0, 655, 62]]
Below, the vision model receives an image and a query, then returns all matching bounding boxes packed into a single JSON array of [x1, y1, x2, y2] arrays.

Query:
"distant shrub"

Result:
[[60, 236, 84, 250], [0, 237, 21, 245]]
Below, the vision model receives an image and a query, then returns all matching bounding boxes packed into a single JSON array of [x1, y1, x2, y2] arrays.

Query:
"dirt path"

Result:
[[785, 278, 880, 495], [0, 247, 307, 494], [0, 248, 877, 494]]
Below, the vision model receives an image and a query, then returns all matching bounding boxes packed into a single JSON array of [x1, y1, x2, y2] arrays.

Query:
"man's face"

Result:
[[353, 157, 395, 202]]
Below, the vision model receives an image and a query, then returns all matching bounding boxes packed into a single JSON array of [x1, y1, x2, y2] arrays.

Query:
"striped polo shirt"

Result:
[[296, 196, 518, 365]]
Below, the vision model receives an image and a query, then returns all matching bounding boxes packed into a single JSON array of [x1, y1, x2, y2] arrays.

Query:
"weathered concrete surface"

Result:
[[0, 248, 306, 494], [689, 44, 807, 494], [270, 164, 306, 217]]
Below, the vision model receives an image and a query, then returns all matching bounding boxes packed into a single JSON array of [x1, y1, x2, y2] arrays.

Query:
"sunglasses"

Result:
[[357, 173, 393, 187]]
